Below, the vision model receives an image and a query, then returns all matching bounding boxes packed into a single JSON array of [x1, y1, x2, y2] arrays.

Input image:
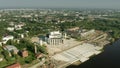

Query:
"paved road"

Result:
[[29, 60, 45, 68]]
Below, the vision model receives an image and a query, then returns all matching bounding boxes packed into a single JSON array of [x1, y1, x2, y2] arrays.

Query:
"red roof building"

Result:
[[21, 50, 28, 58], [6, 63, 21, 68]]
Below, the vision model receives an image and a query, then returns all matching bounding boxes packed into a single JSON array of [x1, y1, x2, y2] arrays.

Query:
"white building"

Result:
[[3, 45, 19, 55], [2, 35, 14, 44], [14, 25, 22, 30], [14, 23, 25, 30], [7, 27, 14, 31], [3, 45, 18, 52], [45, 31, 64, 46]]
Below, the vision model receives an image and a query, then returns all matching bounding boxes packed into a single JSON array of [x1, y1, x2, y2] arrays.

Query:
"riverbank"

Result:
[[67, 39, 120, 68], [66, 50, 102, 68], [66, 40, 110, 68], [51, 43, 103, 68]]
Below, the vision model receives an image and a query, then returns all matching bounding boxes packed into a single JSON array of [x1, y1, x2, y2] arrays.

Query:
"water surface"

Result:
[[67, 39, 120, 68]]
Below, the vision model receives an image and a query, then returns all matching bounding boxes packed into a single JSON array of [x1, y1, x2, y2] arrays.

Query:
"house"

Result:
[[3, 45, 18, 52], [14, 25, 22, 30], [7, 27, 14, 31], [3, 45, 19, 54], [21, 49, 28, 58], [2, 35, 14, 44], [14, 23, 25, 30], [6, 63, 21, 68]]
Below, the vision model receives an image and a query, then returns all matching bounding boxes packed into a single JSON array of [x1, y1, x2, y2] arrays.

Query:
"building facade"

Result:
[[45, 31, 64, 46]]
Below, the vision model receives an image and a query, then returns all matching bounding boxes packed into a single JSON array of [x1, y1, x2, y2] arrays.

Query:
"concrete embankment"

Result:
[[52, 43, 103, 68]]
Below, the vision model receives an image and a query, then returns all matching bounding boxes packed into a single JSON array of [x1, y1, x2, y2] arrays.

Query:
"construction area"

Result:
[[46, 29, 110, 68], [47, 29, 109, 55], [47, 38, 83, 55], [51, 43, 102, 68], [30, 29, 110, 68]]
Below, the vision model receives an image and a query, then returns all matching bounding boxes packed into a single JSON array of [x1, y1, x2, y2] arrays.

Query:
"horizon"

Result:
[[0, 6, 120, 10], [0, 0, 120, 9]]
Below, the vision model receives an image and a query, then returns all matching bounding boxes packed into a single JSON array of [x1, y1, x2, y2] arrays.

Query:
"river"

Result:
[[67, 39, 120, 68]]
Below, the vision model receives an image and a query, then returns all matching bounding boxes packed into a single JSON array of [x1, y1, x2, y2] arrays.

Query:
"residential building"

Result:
[[2, 35, 14, 44], [6, 63, 21, 68], [21, 50, 28, 58], [3, 45, 18, 54], [7, 27, 14, 31], [14, 23, 25, 30]]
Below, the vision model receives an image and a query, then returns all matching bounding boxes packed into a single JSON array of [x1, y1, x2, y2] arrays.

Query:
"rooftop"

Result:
[[3, 45, 18, 51], [48, 31, 62, 38], [6, 63, 21, 68]]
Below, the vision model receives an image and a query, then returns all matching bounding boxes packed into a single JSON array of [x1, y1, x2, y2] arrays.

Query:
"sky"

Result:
[[0, 0, 119, 9]]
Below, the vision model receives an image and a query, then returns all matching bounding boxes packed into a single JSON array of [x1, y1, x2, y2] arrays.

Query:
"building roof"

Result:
[[3, 35, 14, 38], [50, 31, 60, 35], [67, 27, 79, 31], [2, 35, 14, 41], [49, 31, 62, 38], [21, 50, 28, 57], [3, 45, 18, 51], [6, 63, 21, 68]]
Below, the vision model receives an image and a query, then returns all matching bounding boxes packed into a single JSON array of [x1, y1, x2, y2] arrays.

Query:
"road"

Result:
[[29, 59, 45, 68]]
